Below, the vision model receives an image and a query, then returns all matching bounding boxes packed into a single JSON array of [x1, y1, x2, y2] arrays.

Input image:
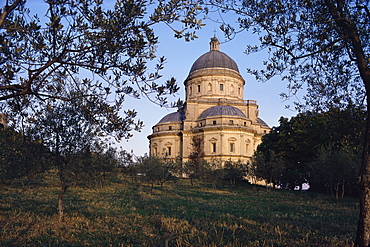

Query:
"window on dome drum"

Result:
[[167, 146, 171, 156], [197, 85, 201, 92], [213, 120, 216, 125], [238, 87, 241, 94], [220, 84, 224, 91], [230, 143, 235, 153], [189, 86, 192, 96], [244, 122, 246, 126], [212, 143, 216, 153], [208, 83, 212, 91], [154, 148, 157, 156], [246, 144, 249, 153], [229, 120, 234, 125], [169, 126, 172, 130]]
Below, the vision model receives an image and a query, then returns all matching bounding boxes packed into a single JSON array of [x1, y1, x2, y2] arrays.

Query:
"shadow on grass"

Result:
[[0, 177, 359, 246]]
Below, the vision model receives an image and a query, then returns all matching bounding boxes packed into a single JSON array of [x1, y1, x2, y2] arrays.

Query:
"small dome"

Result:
[[257, 118, 269, 128], [189, 36, 239, 74], [157, 111, 185, 124], [199, 105, 246, 119]]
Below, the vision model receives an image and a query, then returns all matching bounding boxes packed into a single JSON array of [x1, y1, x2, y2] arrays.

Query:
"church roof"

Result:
[[157, 111, 185, 124], [257, 118, 269, 128], [199, 105, 246, 119], [189, 37, 239, 74]]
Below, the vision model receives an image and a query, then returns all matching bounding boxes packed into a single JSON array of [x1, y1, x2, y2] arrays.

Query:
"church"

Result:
[[147, 37, 270, 164]]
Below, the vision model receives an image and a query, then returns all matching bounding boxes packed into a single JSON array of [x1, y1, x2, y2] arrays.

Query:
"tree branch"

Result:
[[270, 36, 348, 60], [0, 0, 22, 28]]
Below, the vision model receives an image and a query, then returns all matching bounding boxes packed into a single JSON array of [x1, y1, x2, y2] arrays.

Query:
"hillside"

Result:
[[0, 172, 358, 246]]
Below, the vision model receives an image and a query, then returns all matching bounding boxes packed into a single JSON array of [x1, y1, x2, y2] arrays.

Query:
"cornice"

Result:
[[147, 131, 182, 139], [199, 125, 257, 134], [184, 68, 245, 86]]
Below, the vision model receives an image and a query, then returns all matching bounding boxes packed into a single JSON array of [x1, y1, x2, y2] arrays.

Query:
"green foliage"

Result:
[[135, 155, 177, 189], [252, 150, 287, 189], [309, 145, 361, 198], [254, 107, 365, 192], [223, 159, 247, 186], [184, 135, 207, 185], [66, 146, 119, 187], [0, 176, 359, 246], [201, 158, 224, 188], [0, 128, 50, 183]]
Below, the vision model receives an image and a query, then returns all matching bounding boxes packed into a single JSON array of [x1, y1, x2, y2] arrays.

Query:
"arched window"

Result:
[[189, 86, 192, 96], [197, 85, 201, 93], [231, 84, 235, 94], [208, 83, 212, 91]]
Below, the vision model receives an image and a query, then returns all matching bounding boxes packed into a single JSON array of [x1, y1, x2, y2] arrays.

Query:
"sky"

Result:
[[22, 1, 302, 156]]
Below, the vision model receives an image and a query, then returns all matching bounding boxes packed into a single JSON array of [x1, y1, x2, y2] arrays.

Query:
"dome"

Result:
[[199, 105, 246, 119], [189, 50, 239, 73], [189, 36, 239, 74], [157, 111, 185, 124]]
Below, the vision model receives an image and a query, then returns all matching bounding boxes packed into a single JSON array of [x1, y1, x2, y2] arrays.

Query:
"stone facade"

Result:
[[147, 37, 270, 164]]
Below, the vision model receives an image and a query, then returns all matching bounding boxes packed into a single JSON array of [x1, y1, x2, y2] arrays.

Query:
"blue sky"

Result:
[[23, 1, 302, 156]]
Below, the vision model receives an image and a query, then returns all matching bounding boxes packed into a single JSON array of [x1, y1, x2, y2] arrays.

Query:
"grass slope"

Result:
[[0, 173, 359, 246]]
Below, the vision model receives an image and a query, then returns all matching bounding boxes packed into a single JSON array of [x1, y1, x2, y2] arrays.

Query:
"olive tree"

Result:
[[0, 0, 203, 138], [28, 98, 106, 219]]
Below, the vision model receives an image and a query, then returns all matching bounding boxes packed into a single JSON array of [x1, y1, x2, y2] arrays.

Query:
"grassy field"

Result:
[[0, 172, 359, 246]]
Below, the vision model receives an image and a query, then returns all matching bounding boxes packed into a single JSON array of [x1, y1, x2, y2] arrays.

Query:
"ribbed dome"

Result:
[[189, 37, 239, 74], [189, 50, 239, 73], [157, 111, 185, 124], [199, 105, 246, 119]]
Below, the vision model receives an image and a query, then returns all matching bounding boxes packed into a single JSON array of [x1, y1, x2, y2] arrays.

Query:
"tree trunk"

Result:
[[324, 1, 370, 242], [355, 106, 370, 246], [57, 158, 68, 221], [341, 178, 345, 198], [58, 179, 67, 221]]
